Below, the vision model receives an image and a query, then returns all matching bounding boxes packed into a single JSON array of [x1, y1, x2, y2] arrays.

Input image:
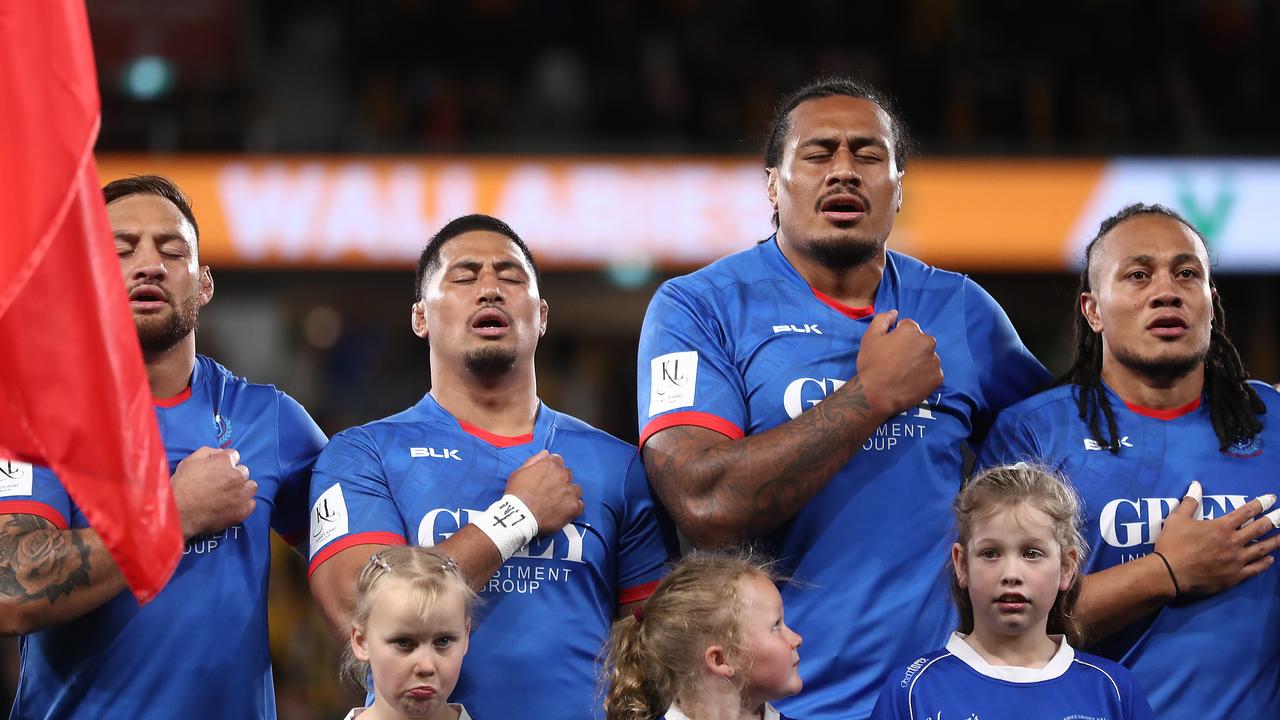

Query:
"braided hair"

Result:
[[1056, 203, 1264, 453]]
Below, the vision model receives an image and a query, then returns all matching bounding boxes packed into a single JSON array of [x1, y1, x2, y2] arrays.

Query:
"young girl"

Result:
[[603, 550, 803, 720], [871, 463, 1153, 719], [343, 547, 476, 720]]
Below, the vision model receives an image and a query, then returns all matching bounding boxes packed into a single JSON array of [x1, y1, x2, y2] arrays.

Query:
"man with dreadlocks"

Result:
[[979, 203, 1280, 719]]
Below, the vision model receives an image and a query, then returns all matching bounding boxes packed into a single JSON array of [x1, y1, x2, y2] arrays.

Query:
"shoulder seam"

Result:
[[1071, 658, 1122, 705], [907, 653, 953, 720]]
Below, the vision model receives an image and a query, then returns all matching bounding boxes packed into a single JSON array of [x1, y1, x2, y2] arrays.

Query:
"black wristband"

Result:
[[1152, 550, 1181, 599]]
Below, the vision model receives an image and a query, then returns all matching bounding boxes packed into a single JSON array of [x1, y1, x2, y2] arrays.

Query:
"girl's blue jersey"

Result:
[[979, 381, 1280, 719], [871, 633, 1154, 720]]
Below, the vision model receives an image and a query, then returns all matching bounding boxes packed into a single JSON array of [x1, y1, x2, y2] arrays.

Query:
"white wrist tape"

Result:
[[472, 494, 539, 561]]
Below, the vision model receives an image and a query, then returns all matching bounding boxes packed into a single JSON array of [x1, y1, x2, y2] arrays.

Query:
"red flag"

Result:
[[0, 0, 181, 601]]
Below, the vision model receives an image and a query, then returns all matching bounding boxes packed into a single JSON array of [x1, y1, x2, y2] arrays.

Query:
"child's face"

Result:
[[953, 502, 1077, 641], [352, 578, 470, 719], [738, 572, 803, 705]]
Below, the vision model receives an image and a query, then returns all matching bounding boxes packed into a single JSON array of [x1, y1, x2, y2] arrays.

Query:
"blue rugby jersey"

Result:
[[636, 237, 1050, 720], [308, 393, 676, 720], [2, 355, 326, 720], [870, 633, 1153, 720], [978, 381, 1280, 719]]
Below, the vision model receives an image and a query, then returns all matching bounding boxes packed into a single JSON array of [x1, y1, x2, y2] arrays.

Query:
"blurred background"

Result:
[[7, 0, 1280, 716]]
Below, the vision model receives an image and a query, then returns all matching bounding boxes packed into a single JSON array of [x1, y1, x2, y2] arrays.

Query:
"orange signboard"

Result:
[[97, 155, 1105, 271]]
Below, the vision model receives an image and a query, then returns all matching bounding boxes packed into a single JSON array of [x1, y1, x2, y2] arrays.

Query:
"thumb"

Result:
[[517, 450, 549, 470], [866, 310, 899, 337], [186, 446, 219, 460], [1176, 480, 1203, 517]]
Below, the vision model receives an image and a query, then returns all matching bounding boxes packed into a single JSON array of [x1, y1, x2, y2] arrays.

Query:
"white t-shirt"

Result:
[[343, 704, 471, 720]]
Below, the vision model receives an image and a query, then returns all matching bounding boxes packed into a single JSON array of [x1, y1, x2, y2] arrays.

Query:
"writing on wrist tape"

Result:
[[471, 494, 539, 561]]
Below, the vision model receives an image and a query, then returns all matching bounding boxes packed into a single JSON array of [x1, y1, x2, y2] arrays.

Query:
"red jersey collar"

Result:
[[457, 419, 534, 448], [810, 286, 875, 320], [1123, 395, 1202, 421], [153, 386, 192, 408]]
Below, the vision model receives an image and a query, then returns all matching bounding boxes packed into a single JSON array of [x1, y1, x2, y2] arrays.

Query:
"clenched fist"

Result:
[[172, 447, 258, 540], [856, 310, 944, 420], [505, 450, 584, 536]]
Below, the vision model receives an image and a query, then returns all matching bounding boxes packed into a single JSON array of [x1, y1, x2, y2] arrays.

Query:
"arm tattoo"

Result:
[[645, 376, 878, 545], [0, 515, 93, 604]]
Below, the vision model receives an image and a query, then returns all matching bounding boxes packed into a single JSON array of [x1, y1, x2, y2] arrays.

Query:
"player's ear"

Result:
[[951, 542, 968, 588], [766, 167, 779, 209], [198, 266, 214, 307], [1080, 292, 1103, 333], [538, 299, 548, 337], [894, 168, 905, 214], [411, 301, 429, 339]]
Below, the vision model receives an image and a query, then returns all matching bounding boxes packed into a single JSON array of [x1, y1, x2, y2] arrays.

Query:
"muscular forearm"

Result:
[[643, 376, 887, 547], [437, 525, 504, 592], [1077, 554, 1178, 644], [0, 515, 125, 635]]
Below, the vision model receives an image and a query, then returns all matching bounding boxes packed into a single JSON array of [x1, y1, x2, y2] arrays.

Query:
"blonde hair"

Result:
[[341, 546, 477, 690], [602, 549, 778, 720], [951, 463, 1089, 646]]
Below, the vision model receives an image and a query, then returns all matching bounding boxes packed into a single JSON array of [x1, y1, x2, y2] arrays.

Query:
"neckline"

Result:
[[420, 393, 547, 449], [153, 385, 192, 408], [809, 285, 875, 320], [1122, 395, 1203, 421], [457, 418, 535, 448], [761, 235, 887, 321], [945, 632, 1075, 683]]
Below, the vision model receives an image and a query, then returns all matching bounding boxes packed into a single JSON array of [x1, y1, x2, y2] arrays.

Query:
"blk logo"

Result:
[[772, 323, 822, 335], [0, 461, 25, 480], [410, 447, 462, 461], [1084, 437, 1133, 451]]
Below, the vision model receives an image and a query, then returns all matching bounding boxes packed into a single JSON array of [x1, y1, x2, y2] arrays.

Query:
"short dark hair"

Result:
[[413, 214, 541, 302], [102, 175, 200, 246], [763, 76, 913, 174]]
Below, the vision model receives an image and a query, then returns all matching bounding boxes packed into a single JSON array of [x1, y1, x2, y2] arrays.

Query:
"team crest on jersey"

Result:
[[1224, 434, 1264, 459], [213, 413, 234, 448]]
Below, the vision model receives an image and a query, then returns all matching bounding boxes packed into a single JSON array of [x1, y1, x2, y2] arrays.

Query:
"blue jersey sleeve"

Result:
[[961, 278, 1051, 445], [1120, 665, 1156, 720], [270, 393, 327, 551], [868, 668, 911, 720], [615, 453, 676, 604], [637, 281, 749, 447], [0, 461, 73, 529], [975, 409, 1047, 471], [307, 428, 408, 577]]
